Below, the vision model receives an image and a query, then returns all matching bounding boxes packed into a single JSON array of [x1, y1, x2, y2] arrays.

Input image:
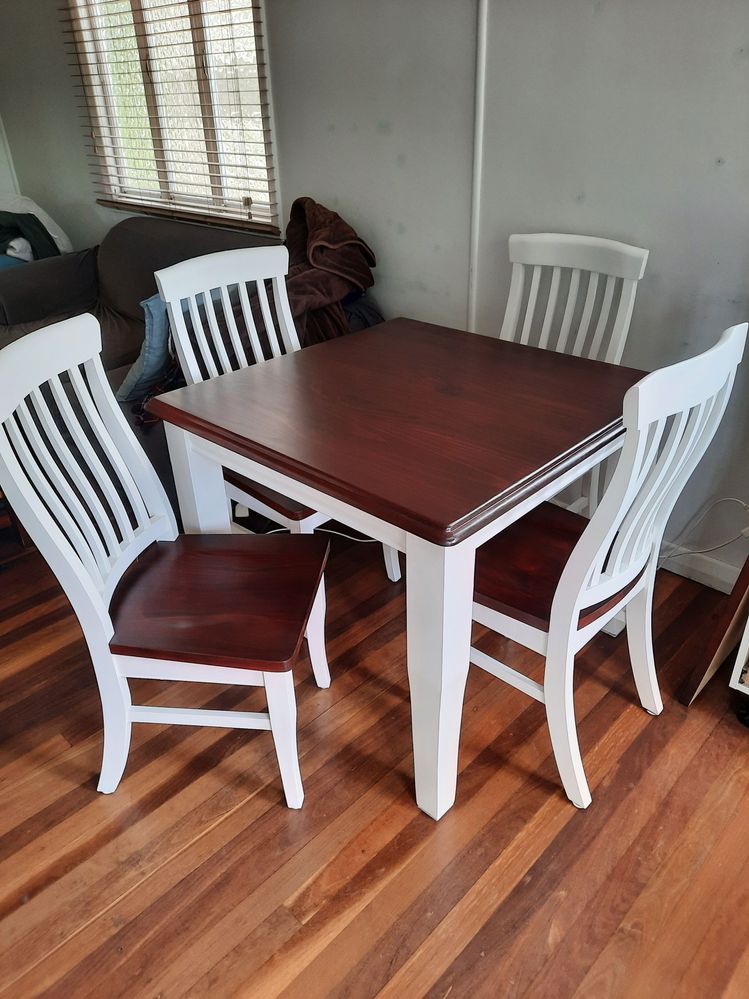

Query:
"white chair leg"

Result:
[[601, 611, 626, 638], [544, 646, 592, 809], [265, 671, 304, 808], [383, 544, 402, 582], [290, 520, 313, 534], [305, 580, 331, 688], [96, 672, 132, 793], [625, 580, 663, 716]]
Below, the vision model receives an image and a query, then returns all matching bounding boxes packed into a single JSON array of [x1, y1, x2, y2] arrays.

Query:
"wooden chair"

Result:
[[499, 233, 649, 363], [155, 245, 402, 582], [0, 315, 332, 808], [471, 323, 747, 808], [500, 233, 650, 521]]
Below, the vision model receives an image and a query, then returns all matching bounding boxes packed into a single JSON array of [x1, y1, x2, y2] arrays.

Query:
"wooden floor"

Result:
[[1, 536, 747, 999]]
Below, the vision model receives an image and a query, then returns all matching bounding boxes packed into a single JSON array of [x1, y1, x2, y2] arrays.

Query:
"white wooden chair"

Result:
[[471, 323, 746, 808], [0, 315, 333, 808], [155, 245, 402, 582], [500, 233, 650, 522], [499, 233, 649, 363]]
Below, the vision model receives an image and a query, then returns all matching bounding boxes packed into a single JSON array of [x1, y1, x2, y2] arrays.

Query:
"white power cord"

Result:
[[660, 496, 749, 563], [260, 525, 378, 544]]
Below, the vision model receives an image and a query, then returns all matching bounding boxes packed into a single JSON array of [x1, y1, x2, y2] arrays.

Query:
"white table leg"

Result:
[[164, 425, 232, 534], [405, 534, 475, 820]]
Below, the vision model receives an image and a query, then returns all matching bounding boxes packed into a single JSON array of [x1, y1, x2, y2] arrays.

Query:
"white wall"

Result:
[[0, 0, 124, 247], [265, 0, 477, 327], [474, 0, 749, 584]]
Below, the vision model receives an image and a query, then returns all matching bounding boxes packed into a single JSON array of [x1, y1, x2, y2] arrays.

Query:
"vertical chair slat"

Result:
[[571, 272, 599, 356], [218, 285, 252, 367], [256, 279, 283, 358], [15, 399, 112, 575], [202, 290, 234, 375], [630, 396, 721, 567], [556, 268, 580, 353], [538, 266, 561, 350], [29, 387, 121, 556], [186, 294, 219, 379], [499, 263, 525, 342], [235, 281, 266, 363], [165, 300, 202, 385], [587, 275, 617, 360], [4, 412, 105, 588], [68, 367, 150, 530], [83, 354, 178, 529], [48, 374, 134, 543], [272, 276, 301, 352], [519, 265, 541, 346], [609, 413, 685, 576], [606, 279, 638, 364]]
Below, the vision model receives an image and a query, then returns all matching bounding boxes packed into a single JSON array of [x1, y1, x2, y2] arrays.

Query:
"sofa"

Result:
[[0, 215, 279, 377]]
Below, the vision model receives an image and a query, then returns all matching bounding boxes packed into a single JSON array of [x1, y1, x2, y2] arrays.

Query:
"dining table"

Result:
[[148, 317, 645, 820]]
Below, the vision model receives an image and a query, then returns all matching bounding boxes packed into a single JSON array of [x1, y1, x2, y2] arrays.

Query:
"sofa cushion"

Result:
[[93, 301, 144, 372], [0, 248, 98, 326], [96, 216, 279, 325], [106, 364, 132, 394]]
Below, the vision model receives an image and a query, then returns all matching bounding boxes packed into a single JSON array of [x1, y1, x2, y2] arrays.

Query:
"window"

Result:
[[67, 0, 279, 232]]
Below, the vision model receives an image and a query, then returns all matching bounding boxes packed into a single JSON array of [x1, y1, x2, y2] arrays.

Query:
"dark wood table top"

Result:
[[148, 318, 645, 545]]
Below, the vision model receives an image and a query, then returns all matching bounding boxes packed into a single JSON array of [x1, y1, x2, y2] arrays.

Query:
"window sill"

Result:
[[97, 198, 282, 238]]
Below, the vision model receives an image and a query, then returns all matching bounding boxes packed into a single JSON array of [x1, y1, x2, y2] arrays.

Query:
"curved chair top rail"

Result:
[[508, 233, 649, 281], [625, 324, 747, 426], [155, 244, 292, 304], [0, 316, 101, 422]]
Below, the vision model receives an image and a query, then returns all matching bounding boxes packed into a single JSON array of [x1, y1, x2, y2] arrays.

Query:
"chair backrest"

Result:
[[0, 316, 176, 643], [554, 323, 747, 633], [499, 233, 649, 364], [155, 244, 301, 385]]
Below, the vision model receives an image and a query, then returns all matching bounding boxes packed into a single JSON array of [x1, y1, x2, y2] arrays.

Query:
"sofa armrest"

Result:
[[0, 248, 98, 326]]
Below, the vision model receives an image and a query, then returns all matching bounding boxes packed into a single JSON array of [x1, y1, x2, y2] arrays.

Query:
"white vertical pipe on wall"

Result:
[[467, 0, 488, 334]]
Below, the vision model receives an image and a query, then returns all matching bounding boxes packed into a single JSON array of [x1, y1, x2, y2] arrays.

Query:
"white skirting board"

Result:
[[659, 542, 740, 596], [552, 496, 741, 596]]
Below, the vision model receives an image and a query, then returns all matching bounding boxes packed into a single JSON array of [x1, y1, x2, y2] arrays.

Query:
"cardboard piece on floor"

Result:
[[677, 555, 749, 705]]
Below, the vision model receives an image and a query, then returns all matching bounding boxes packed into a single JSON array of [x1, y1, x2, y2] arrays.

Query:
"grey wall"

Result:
[[265, 0, 476, 327], [0, 0, 124, 246], [475, 0, 749, 577], [0, 0, 746, 581]]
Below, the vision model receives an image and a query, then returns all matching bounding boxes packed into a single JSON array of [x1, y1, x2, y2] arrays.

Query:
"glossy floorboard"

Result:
[[0, 537, 747, 999]]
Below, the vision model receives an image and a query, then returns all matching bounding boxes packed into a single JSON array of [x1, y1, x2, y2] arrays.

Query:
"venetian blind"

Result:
[[66, 0, 279, 232]]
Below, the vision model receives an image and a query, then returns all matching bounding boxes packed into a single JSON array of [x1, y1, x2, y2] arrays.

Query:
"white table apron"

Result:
[[164, 420, 624, 820]]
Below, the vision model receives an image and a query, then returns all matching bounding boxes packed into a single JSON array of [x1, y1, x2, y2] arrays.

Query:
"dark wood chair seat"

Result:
[[110, 534, 329, 670], [222, 468, 315, 521], [474, 502, 636, 632]]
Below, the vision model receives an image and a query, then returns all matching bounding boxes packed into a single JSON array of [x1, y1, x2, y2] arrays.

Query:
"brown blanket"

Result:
[[285, 197, 377, 345]]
